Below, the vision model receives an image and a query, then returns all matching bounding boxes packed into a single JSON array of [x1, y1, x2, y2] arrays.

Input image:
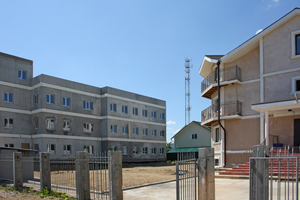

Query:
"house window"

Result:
[[63, 145, 71, 154], [132, 108, 138, 115], [133, 147, 138, 154], [152, 129, 157, 136], [296, 34, 300, 55], [122, 105, 128, 114], [84, 145, 94, 154], [4, 118, 13, 128], [111, 125, 117, 133], [34, 119, 39, 129], [5, 144, 14, 148], [47, 144, 55, 154], [215, 159, 219, 166], [83, 101, 93, 110], [46, 94, 54, 104], [160, 130, 165, 137], [143, 128, 148, 136], [122, 126, 128, 134], [63, 97, 70, 107], [34, 144, 39, 150], [143, 147, 148, 154], [4, 92, 13, 103], [133, 127, 138, 135], [122, 146, 128, 155], [214, 127, 220, 143], [111, 146, 117, 151], [63, 120, 71, 131], [151, 111, 156, 118], [83, 123, 93, 132], [142, 110, 147, 117], [110, 103, 117, 112], [160, 113, 164, 120], [46, 119, 55, 129], [18, 70, 26, 80], [151, 147, 156, 154], [160, 148, 164, 154], [192, 133, 197, 139], [296, 80, 300, 92], [33, 94, 38, 105]]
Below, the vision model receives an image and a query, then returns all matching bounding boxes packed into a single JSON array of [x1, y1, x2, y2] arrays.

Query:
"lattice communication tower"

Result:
[[185, 59, 191, 125]]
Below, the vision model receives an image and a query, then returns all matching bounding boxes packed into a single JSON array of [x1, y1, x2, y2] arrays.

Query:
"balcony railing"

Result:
[[201, 65, 241, 94], [201, 101, 242, 123]]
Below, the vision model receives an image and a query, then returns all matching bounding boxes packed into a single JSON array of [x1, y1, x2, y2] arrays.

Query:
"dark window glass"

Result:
[[296, 34, 300, 55], [297, 80, 300, 91]]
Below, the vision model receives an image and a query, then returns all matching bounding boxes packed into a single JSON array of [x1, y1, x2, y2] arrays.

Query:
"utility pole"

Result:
[[185, 59, 192, 125]]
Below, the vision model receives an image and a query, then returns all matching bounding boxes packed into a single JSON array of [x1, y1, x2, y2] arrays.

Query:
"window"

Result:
[[111, 125, 117, 133], [110, 103, 117, 112], [46, 94, 54, 104], [122, 126, 128, 134], [63, 97, 70, 107], [63, 120, 71, 131], [133, 147, 138, 155], [122, 105, 128, 114], [160, 130, 165, 137], [18, 70, 26, 80], [160, 113, 165, 120], [34, 144, 39, 150], [5, 144, 14, 148], [142, 110, 147, 117], [34, 119, 39, 129], [84, 145, 94, 154], [122, 146, 128, 155], [151, 147, 156, 154], [83, 123, 93, 132], [151, 111, 156, 118], [4, 118, 13, 128], [4, 92, 13, 103], [33, 94, 38, 105], [152, 129, 157, 136], [83, 101, 93, 110], [143, 128, 148, 136], [46, 119, 55, 129], [111, 146, 117, 151], [297, 80, 300, 92], [160, 148, 164, 154], [133, 127, 138, 135], [47, 144, 55, 154], [215, 159, 219, 166], [192, 133, 197, 139], [143, 147, 148, 154], [297, 34, 300, 55], [63, 145, 71, 154], [132, 107, 138, 115], [214, 127, 220, 143], [291, 30, 300, 58]]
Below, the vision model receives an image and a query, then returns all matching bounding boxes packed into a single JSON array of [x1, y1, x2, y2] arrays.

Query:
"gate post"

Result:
[[108, 150, 123, 200], [40, 152, 51, 191], [198, 148, 215, 200], [250, 145, 269, 200], [13, 152, 23, 190], [76, 151, 90, 200]]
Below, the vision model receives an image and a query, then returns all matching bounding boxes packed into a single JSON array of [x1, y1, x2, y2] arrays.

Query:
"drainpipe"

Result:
[[217, 60, 227, 167]]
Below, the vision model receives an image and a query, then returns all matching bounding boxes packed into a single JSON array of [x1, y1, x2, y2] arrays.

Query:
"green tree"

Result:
[[166, 142, 172, 152]]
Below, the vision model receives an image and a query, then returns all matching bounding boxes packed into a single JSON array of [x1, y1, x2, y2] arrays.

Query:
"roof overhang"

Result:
[[199, 56, 221, 78]]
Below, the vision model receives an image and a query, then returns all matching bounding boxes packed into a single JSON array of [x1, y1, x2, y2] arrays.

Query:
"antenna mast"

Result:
[[185, 59, 191, 125]]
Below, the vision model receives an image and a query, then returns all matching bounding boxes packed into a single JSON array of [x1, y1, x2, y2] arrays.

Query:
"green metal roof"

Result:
[[167, 147, 210, 153]]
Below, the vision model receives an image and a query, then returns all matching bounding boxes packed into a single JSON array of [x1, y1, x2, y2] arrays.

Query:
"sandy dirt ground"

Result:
[[0, 189, 63, 200]]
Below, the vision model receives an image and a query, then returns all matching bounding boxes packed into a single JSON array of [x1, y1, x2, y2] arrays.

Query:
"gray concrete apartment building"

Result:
[[0, 52, 167, 162]]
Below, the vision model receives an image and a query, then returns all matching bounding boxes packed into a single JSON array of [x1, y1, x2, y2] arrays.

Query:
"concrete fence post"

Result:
[[13, 152, 23, 190], [40, 152, 51, 191], [76, 151, 90, 200], [198, 148, 215, 200], [108, 150, 123, 200], [250, 145, 269, 200]]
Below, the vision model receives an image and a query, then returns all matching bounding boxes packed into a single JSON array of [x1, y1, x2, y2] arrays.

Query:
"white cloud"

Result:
[[167, 120, 176, 125]]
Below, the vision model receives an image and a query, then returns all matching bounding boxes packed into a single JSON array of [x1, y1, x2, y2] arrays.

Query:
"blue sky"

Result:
[[0, 0, 299, 142]]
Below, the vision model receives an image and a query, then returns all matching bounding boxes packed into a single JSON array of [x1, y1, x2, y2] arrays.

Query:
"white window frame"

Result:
[[63, 144, 71, 154], [111, 146, 117, 151], [111, 125, 117, 133], [215, 157, 220, 166], [110, 103, 117, 112], [83, 123, 93, 132], [4, 92, 13, 103], [122, 146, 128, 155], [151, 147, 156, 154], [133, 147, 138, 155], [46, 94, 55, 104], [34, 119, 39, 129], [160, 113, 164, 120], [5, 143, 14, 148], [191, 133, 197, 140], [63, 97, 70, 107], [151, 111, 156, 118], [18, 69, 27, 80], [46, 119, 55, 130], [143, 128, 148, 136], [133, 127, 138, 135], [83, 100, 93, 110], [63, 120, 71, 131], [132, 107, 138, 115], [143, 147, 148, 154], [4, 118, 13, 128], [122, 105, 128, 114], [292, 76, 300, 93], [47, 144, 55, 154], [33, 94, 38, 105], [142, 109, 147, 117], [122, 126, 128, 134], [84, 145, 94, 154], [291, 30, 300, 59], [213, 126, 220, 143], [160, 148, 164, 154], [152, 129, 157, 136]]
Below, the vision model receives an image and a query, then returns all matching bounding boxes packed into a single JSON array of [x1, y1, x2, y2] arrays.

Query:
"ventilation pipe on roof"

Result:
[[217, 60, 227, 167]]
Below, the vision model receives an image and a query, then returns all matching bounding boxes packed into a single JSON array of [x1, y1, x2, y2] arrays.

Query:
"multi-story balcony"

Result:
[[201, 101, 242, 126], [201, 65, 241, 99]]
